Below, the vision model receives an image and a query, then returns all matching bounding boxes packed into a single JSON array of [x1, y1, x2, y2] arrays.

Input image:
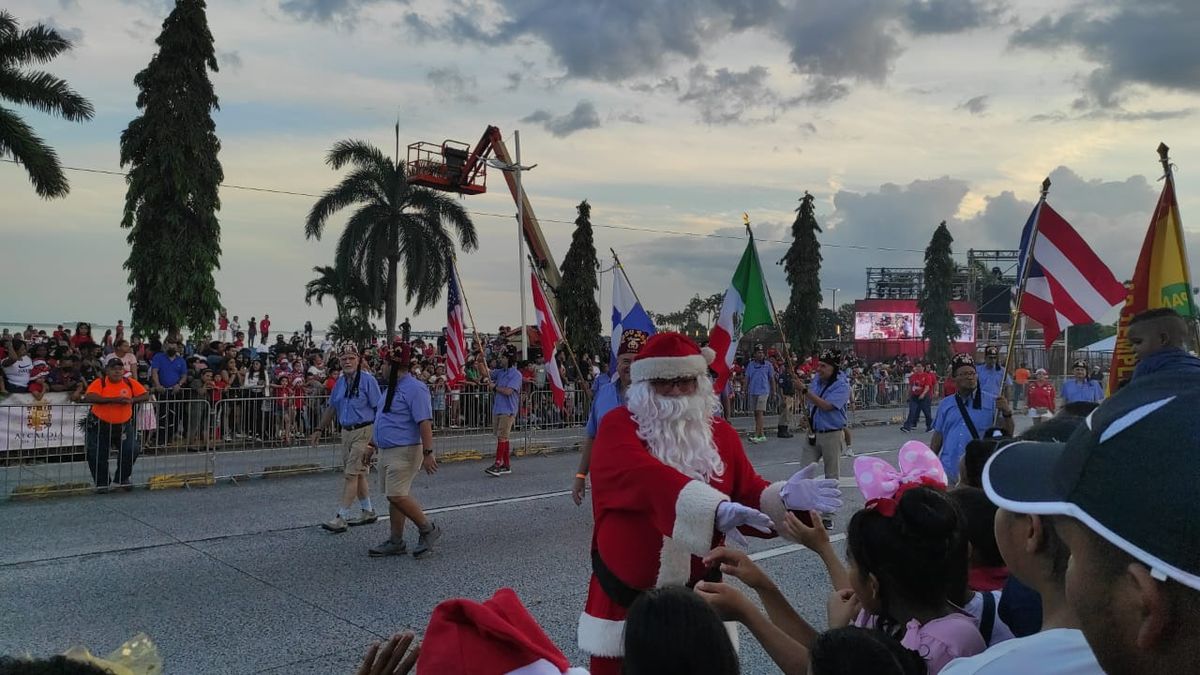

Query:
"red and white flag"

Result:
[[1017, 202, 1125, 347], [445, 267, 467, 387], [530, 272, 566, 409]]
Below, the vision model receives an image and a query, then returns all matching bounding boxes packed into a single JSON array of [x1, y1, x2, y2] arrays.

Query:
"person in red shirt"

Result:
[[259, 315, 271, 343], [1026, 368, 1056, 425], [217, 310, 230, 342], [70, 322, 94, 348], [901, 361, 937, 432]]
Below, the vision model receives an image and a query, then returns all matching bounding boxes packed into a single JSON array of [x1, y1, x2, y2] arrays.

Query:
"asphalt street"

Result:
[[0, 414, 1023, 673]]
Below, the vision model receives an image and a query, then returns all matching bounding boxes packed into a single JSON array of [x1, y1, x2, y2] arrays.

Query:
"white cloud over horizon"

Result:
[[3, 0, 1199, 335]]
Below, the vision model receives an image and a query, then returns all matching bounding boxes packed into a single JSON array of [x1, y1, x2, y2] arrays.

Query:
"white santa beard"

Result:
[[627, 379, 724, 482]]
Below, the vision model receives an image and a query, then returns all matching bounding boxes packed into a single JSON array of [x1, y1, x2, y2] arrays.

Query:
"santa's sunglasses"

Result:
[[649, 377, 698, 393]]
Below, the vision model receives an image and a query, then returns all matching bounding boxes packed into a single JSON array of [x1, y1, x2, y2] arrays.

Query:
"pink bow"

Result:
[[853, 441, 948, 515]]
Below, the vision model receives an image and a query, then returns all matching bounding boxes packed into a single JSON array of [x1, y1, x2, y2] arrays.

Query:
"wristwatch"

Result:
[[422, 448, 434, 456]]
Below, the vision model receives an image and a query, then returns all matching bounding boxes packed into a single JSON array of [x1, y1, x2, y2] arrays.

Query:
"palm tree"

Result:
[[0, 11, 94, 198], [305, 140, 478, 338], [304, 264, 374, 319]]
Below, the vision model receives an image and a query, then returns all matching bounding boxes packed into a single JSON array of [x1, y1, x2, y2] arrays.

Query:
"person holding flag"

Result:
[[1061, 359, 1105, 404], [572, 328, 648, 505], [708, 230, 773, 395]]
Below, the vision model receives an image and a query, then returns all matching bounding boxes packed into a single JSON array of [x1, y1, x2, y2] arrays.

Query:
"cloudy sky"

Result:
[[5, 0, 1199, 333]]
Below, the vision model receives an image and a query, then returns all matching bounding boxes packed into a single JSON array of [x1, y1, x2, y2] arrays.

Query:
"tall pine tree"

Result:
[[120, 0, 223, 335], [779, 191, 823, 354], [557, 200, 602, 363], [918, 221, 962, 372]]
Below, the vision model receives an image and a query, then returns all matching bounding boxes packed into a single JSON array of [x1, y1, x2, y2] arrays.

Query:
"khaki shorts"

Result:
[[380, 443, 423, 497], [751, 394, 769, 412], [341, 425, 373, 476], [494, 414, 515, 440]]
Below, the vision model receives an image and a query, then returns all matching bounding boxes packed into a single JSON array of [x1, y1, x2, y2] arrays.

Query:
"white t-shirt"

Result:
[[4, 355, 33, 388], [963, 591, 1015, 646], [942, 628, 1102, 674]]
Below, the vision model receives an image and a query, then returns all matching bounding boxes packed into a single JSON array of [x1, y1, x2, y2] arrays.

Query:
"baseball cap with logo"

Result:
[[983, 371, 1200, 590]]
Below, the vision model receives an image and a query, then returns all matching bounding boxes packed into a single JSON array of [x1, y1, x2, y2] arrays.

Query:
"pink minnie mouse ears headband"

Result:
[[853, 441, 948, 517]]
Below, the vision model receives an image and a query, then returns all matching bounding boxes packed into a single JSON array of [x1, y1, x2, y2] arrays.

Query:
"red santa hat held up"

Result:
[[630, 332, 716, 383], [417, 588, 587, 675]]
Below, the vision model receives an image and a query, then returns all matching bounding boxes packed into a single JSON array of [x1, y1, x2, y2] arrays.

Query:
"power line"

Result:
[[2, 158, 925, 254]]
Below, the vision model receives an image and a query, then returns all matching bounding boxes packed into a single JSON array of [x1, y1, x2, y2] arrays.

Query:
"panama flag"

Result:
[[609, 265, 656, 375], [531, 272, 566, 409], [708, 237, 774, 393], [1017, 201, 1124, 348]]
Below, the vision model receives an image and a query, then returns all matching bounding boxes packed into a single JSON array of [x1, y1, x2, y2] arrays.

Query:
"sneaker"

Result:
[[484, 464, 503, 477], [900, 426, 912, 432], [747, 435, 761, 444], [369, 538, 407, 556], [412, 523, 443, 558], [321, 516, 348, 533], [495, 465, 512, 475], [842, 447, 855, 458], [347, 510, 378, 526]]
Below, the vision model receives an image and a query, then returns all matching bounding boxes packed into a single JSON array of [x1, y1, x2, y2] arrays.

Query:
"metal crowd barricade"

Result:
[[210, 390, 341, 480], [1, 395, 215, 499], [523, 387, 590, 455]]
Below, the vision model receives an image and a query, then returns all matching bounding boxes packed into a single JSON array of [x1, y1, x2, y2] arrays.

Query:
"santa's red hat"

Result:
[[417, 588, 587, 675], [630, 332, 716, 383]]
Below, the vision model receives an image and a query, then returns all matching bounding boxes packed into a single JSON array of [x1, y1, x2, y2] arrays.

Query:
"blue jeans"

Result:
[[85, 419, 139, 486], [905, 396, 932, 430]]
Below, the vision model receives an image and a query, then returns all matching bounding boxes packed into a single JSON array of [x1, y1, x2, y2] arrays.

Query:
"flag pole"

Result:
[[999, 177, 1051, 423], [451, 254, 489, 377], [530, 254, 594, 404], [743, 213, 797, 372], [610, 248, 646, 308], [1158, 142, 1200, 348]]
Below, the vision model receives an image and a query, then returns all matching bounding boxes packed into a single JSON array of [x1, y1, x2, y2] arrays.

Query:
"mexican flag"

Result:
[[1109, 170, 1197, 393], [708, 236, 774, 393]]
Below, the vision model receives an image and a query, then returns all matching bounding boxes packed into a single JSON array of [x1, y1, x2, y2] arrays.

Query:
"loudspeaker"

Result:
[[978, 285, 1012, 324]]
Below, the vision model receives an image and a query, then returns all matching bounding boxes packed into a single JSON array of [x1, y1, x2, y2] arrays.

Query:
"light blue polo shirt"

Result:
[[808, 373, 850, 432], [932, 389, 995, 482], [372, 374, 433, 448], [1061, 378, 1104, 404], [328, 369, 381, 426], [976, 365, 1011, 405], [744, 360, 774, 396], [492, 367, 523, 415], [585, 381, 625, 439]]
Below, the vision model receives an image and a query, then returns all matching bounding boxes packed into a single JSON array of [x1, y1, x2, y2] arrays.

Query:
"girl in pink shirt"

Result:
[[824, 445, 986, 673]]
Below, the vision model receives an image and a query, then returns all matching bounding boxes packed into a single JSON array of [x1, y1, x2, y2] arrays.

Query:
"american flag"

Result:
[[446, 267, 467, 387]]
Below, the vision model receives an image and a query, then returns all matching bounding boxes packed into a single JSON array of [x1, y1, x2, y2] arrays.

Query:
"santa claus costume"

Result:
[[577, 333, 842, 675]]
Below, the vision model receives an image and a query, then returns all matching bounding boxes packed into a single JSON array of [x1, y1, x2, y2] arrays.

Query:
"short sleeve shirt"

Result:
[[933, 391, 995, 482], [585, 382, 625, 439], [744, 360, 774, 396], [492, 367, 522, 415], [1061, 379, 1104, 404], [150, 353, 187, 388], [87, 377, 147, 424], [976, 365, 1011, 405], [372, 374, 433, 447], [809, 374, 850, 431]]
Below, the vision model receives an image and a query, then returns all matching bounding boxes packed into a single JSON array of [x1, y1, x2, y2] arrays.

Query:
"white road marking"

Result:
[[749, 534, 848, 562], [379, 489, 573, 522]]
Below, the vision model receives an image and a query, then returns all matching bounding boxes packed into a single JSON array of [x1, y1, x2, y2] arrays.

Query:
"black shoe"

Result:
[[900, 426, 912, 432], [495, 465, 512, 475], [777, 425, 793, 438], [821, 517, 834, 531], [484, 464, 503, 477]]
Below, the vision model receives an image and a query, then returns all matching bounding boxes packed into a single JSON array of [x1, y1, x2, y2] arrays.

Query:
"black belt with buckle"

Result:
[[342, 421, 372, 431], [815, 428, 844, 433]]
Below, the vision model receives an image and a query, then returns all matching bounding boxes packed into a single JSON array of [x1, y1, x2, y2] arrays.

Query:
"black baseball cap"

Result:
[[984, 370, 1200, 590]]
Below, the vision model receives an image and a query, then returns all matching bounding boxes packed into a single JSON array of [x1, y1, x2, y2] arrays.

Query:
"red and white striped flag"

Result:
[[445, 267, 467, 387], [1018, 202, 1125, 347], [530, 272, 566, 409]]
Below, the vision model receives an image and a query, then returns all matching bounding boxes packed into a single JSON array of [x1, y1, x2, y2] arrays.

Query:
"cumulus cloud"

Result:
[[279, 0, 394, 25], [957, 95, 989, 115], [404, 0, 1006, 102], [520, 100, 600, 137], [426, 66, 480, 104], [678, 65, 797, 125], [1011, 1, 1200, 108]]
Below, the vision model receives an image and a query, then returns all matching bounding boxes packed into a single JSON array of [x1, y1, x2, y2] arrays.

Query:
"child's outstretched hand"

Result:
[[703, 546, 772, 591], [826, 589, 862, 628], [357, 632, 419, 675], [695, 581, 757, 623], [780, 511, 830, 551]]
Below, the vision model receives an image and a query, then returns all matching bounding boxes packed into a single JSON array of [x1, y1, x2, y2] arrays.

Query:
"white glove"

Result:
[[715, 501, 774, 548]]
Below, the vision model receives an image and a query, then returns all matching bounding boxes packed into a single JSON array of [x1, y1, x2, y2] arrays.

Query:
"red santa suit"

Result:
[[577, 334, 794, 674]]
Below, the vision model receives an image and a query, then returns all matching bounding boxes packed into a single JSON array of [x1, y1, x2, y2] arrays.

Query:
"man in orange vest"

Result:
[[82, 358, 150, 492]]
